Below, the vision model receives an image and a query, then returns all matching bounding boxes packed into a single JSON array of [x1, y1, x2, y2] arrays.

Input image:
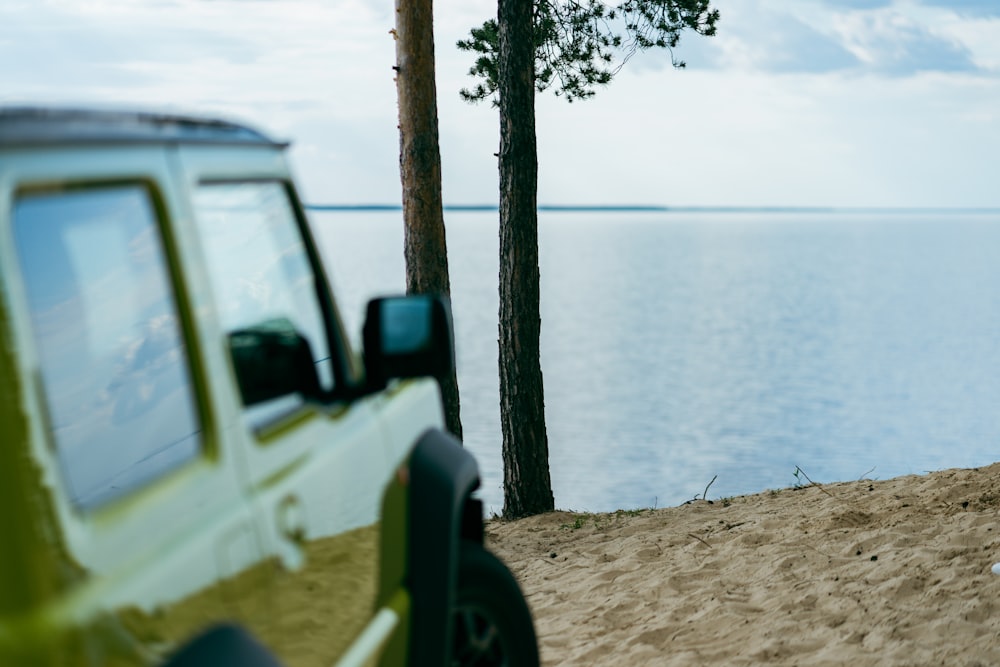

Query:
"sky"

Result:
[[2, 0, 999, 208]]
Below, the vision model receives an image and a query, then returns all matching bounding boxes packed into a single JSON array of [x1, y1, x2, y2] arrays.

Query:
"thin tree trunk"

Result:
[[394, 0, 462, 439], [498, 0, 554, 518]]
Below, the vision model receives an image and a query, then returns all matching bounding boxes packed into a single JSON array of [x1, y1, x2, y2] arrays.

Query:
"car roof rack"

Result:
[[0, 107, 287, 148]]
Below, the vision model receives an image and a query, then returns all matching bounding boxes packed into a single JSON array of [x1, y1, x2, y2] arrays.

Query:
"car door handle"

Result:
[[275, 494, 306, 571]]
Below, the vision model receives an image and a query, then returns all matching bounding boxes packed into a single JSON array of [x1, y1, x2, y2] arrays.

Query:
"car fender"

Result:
[[407, 428, 482, 666]]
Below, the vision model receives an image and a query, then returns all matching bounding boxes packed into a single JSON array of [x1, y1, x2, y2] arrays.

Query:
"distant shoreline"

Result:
[[306, 204, 1000, 214]]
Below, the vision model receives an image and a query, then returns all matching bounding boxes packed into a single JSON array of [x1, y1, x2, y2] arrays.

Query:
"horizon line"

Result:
[[306, 204, 1000, 214]]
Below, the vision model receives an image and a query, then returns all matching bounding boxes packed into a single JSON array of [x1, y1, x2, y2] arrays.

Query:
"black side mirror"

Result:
[[362, 295, 455, 389], [228, 318, 320, 406]]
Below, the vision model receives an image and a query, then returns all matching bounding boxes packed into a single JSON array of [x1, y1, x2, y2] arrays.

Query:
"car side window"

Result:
[[192, 182, 333, 428], [13, 186, 202, 510]]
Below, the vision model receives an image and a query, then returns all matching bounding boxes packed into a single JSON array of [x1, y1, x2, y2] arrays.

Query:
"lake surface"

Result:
[[311, 210, 1000, 514]]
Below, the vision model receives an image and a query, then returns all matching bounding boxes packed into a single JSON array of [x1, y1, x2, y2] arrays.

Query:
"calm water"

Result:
[[312, 210, 1000, 514]]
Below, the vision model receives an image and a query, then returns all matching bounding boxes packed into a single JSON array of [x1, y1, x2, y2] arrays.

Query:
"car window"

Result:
[[13, 186, 202, 510], [192, 182, 333, 427]]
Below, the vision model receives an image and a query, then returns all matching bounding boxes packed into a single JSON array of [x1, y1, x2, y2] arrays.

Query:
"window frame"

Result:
[[193, 178, 361, 432], [11, 178, 215, 512]]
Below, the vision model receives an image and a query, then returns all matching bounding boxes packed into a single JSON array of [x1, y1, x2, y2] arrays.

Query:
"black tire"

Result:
[[451, 541, 540, 667], [161, 624, 283, 667]]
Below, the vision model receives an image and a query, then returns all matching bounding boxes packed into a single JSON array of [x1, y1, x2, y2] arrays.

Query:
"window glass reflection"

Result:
[[193, 182, 332, 427], [14, 186, 201, 510]]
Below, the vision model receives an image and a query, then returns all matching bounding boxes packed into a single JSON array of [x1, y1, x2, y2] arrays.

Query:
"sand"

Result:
[[486, 463, 1000, 666]]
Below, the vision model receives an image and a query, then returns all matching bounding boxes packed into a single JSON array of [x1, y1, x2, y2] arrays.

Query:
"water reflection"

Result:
[[313, 210, 1000, 512]]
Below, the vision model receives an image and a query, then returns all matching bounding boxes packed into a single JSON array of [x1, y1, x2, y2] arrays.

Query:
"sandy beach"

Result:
[[486, 463, 1000, 666]]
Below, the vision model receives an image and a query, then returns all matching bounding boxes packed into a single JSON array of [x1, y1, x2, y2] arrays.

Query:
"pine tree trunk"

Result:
[[497, 0, 554, 518], [394, 0, 462, 439]]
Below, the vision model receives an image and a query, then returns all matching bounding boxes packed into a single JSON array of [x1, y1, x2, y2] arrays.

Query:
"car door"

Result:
[[0, 148, 261, 664], [177, 145, 396, 667]]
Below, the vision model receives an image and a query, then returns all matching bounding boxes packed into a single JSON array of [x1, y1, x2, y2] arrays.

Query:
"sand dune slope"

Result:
[[487, 464, 1000, 666]]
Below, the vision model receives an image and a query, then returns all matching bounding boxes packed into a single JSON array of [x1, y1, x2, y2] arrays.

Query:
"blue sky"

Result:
[[2, 0, 998, 207]]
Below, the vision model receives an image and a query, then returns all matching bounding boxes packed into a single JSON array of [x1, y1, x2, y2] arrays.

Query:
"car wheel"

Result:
[[160, 624, 283, 667], [451, 541, 539, 667]]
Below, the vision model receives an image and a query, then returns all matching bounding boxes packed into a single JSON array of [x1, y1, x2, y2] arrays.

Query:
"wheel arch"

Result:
[[407, 428, 482, 666]]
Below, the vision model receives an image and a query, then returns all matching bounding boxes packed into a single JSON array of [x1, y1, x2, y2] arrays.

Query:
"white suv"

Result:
[[0, 107, 537, 667]]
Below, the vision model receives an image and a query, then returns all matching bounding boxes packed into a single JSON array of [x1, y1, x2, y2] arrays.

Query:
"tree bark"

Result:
[[394, 0, 462, 439], [497, 0, 554, 518]]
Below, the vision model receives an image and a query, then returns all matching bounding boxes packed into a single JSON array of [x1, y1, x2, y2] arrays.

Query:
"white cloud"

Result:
[[929, 13, 1000, 72], [1, 0, 998, 207], [530, 67, 1000, 207], [914, 0, 1000, 17], [831, 8, 979, 75], [1, 0, 393, 109], [667, 0, 993, 77]]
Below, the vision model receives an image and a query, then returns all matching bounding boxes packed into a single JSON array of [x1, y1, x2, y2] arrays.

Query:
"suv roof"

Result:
[[0, 107, 285, 148]]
